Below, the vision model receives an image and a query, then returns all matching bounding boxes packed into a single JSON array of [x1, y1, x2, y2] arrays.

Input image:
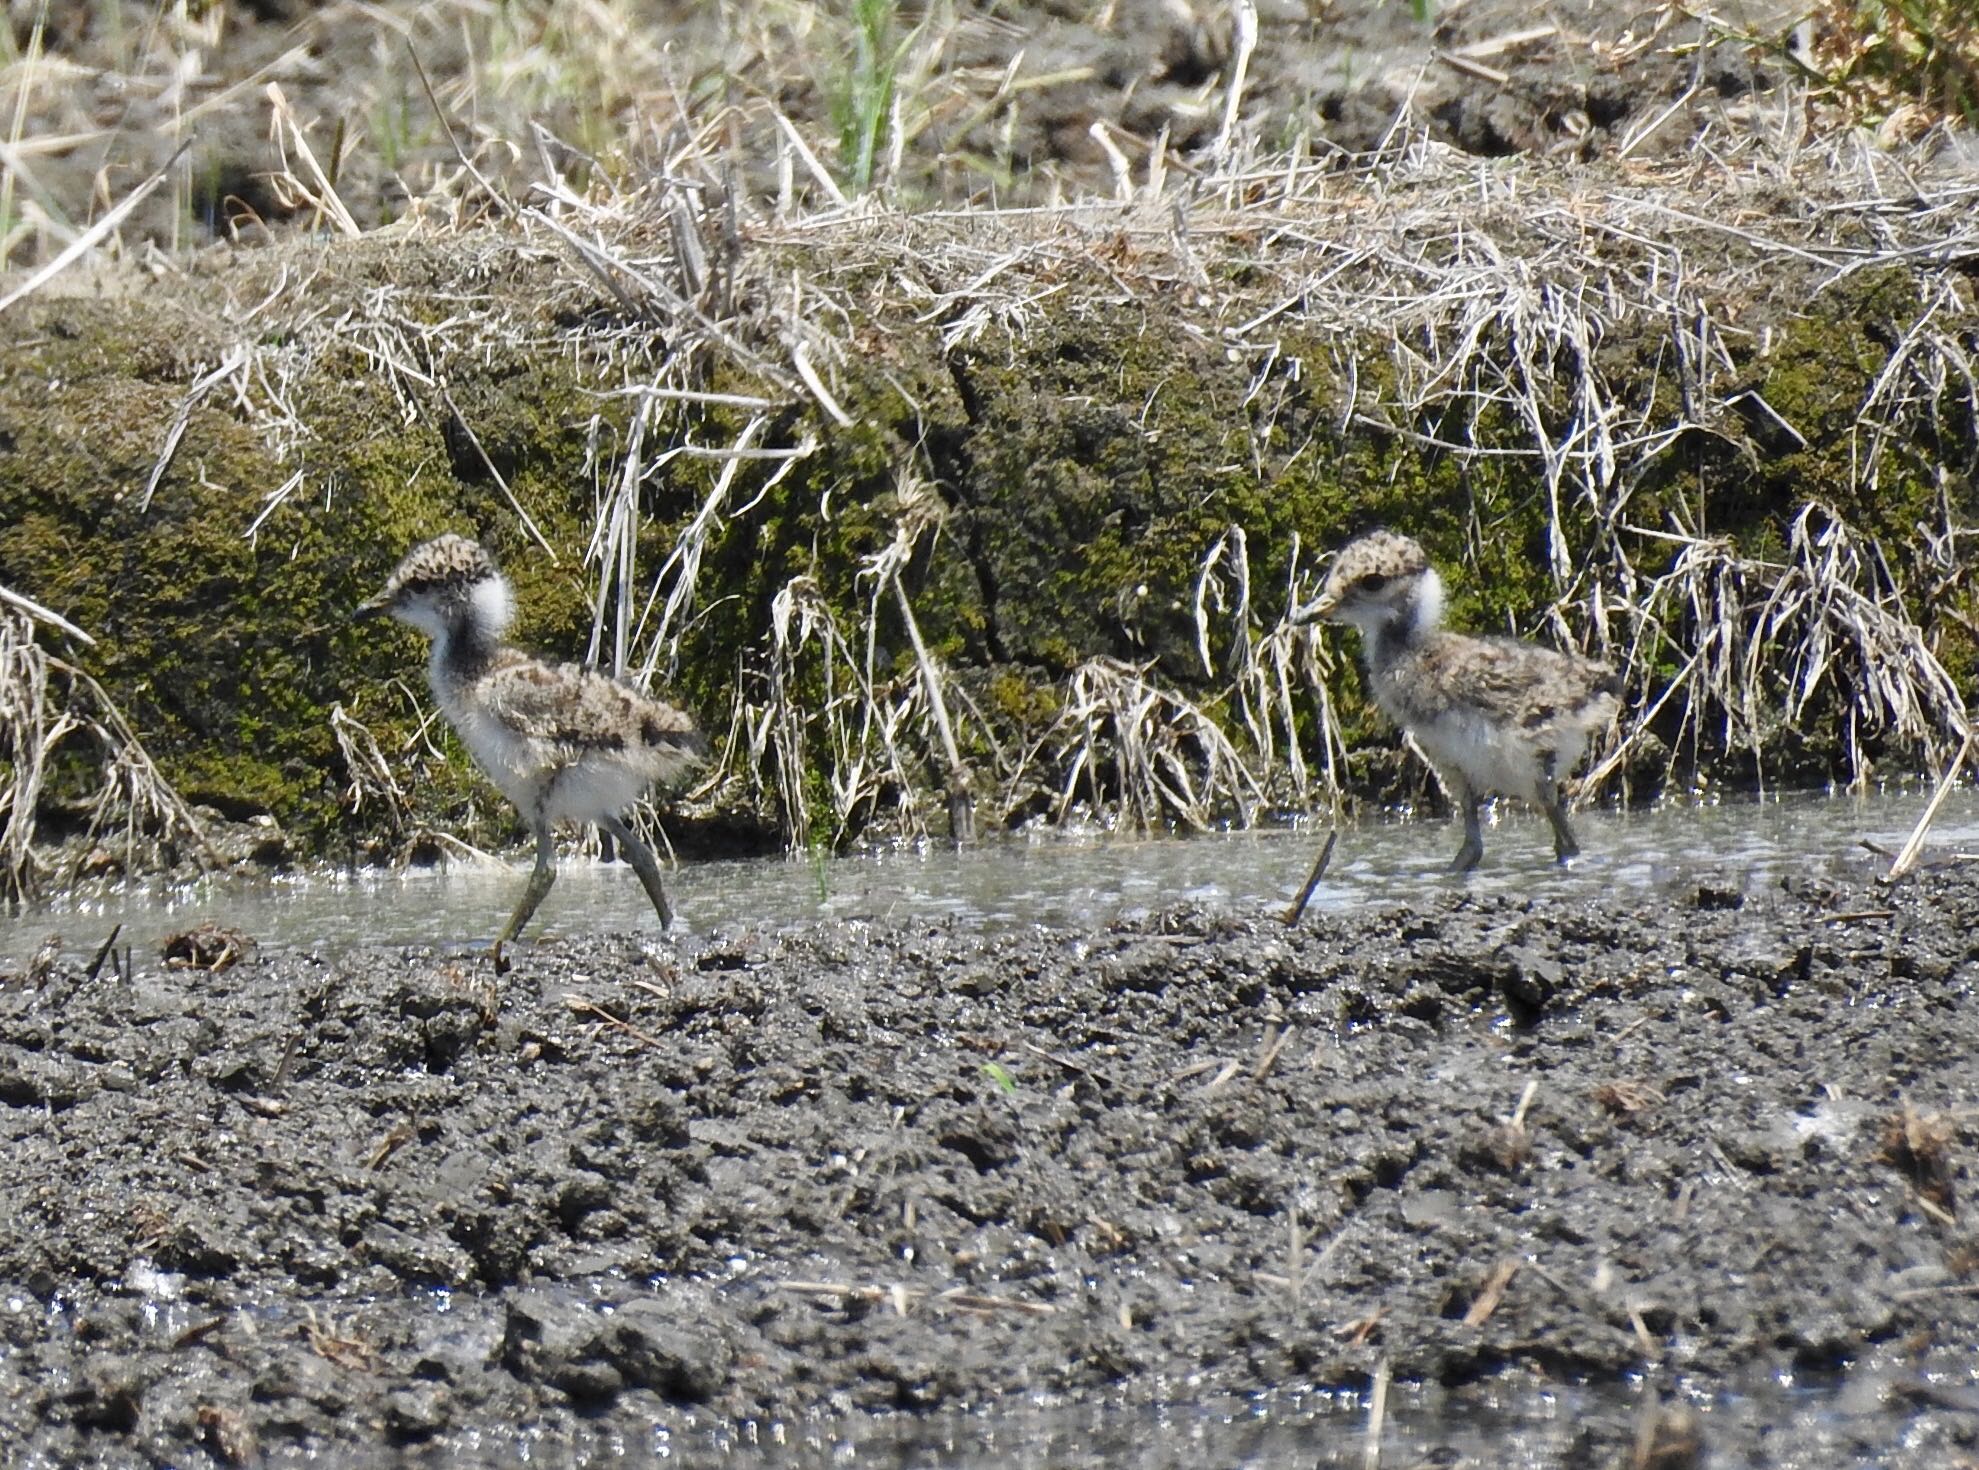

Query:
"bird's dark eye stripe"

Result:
[[1357, 572, 1389, 591]]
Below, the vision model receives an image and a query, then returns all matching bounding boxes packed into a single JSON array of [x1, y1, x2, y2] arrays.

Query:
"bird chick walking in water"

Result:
[[357, 535, 707, 967], [1295, 531, 1619, 871]]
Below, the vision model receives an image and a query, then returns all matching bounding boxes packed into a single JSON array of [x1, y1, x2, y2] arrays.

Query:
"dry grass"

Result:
[[689, 119, 1972, 835], [1583, 503, 1970, 797], [0, 608, 213, 899], [8, 0, 1972, 261], [1, 3, 1976, 862]]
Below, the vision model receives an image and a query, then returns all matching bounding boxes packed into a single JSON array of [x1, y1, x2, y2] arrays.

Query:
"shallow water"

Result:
[[5, 787, 1974, 967], [239, 1370, 1969, 1469]]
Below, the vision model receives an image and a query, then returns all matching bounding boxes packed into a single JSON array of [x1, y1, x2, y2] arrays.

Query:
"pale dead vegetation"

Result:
[[1, 1, 1976, 863], [0, 607, 213, 899], [510, 109, 1972, 842]]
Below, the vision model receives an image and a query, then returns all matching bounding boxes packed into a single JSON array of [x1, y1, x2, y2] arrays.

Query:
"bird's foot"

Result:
[[489, 939, 512, 976], [1450, 841, 1484, 874]]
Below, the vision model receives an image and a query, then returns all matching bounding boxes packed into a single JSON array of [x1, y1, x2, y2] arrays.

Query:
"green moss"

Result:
[[0, 282, 628, 848], [984, 669, 1060, 726], [0, 239, 1967, 867]]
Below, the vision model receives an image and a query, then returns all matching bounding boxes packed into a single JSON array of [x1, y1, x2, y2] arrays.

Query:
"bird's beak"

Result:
[[1290, 591, 1338, 626], [354, 592, 391, 623]]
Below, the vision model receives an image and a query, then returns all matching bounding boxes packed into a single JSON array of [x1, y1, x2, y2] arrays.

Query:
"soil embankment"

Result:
[[2, 855, 1975, 1464], [2, 4, 1974, 871]]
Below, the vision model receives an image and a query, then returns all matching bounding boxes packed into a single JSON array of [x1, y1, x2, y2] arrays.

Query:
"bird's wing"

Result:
[[478, 655, 705, 761], [1419, 633, 1619, 730]]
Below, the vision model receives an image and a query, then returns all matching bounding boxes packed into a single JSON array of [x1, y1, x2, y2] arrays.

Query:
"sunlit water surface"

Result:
[[5, 787, 1973, 966]]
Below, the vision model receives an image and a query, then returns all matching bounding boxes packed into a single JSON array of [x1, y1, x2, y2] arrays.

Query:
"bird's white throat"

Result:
[[465, 575, 516, 642], [1338, 566, 1445, 653]]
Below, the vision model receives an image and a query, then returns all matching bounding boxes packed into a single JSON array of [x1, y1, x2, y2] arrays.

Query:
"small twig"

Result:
[[1912, 1191, 1958, 1228], [407, 44, 509, 218], [935, 1288, 1056, 1317], [1087, 121, 1134, 204], [365, 1121, 414, 1171], [792, 341, 855, 427], [409, 829, 507, 869], [1283, 828, 1338, 925], [1451, 24, 1558, 58], [1893, 1282, 1979, 1302], [775, 1281, 1054, 1316], [143, 347, 251, 513], [1287, 1197, 1303, 1306], [529, 207, 641, 312], [1201, 1058, 1245, 1093], [1363, 1357, 1390, 1470], [565, 995, 665, 1049], [0, 585, 95, 645], [1888, 730, 1973, 880], [1434, 50, 1510, 86], [0, 140, 192, 315], [84, 923, 123, 982], [1462, 1260, 1520, 1327], [173, 1317, 227, 1350], [1509, 1079, 1539, 1130], [1626, 1299, 1659, 1355], [1619, 78, 1698, 160], [1021, 1040, 1106, 1088], [436, 387, 557, 561], [1252, 1023, 1293, 1081], [773, 111, 849, 207], [1213, 0, 1260, 166], [894, 575, 973, 844]]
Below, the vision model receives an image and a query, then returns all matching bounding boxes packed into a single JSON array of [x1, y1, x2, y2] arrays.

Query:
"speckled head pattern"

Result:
[[1296, 530, 1440, 636], [357, 534, 512, 640], [369, 534, 496, 605]]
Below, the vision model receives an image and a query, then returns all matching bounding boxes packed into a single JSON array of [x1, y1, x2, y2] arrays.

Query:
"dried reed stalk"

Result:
[[0, 611, 213, 898]]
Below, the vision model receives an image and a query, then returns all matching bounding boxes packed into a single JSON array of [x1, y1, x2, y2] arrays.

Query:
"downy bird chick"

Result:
[[357, 535, 707, 966], [1295, 530, 1619, 870]]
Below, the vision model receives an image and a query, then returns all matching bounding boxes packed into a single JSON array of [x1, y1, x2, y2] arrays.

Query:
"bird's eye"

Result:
[[1358, 572, 1389, 592]]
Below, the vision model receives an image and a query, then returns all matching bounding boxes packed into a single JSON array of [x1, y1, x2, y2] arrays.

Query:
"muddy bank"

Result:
[[5, 155, 1976, 877], [5, 1, 1978, 895], [15, 0, 1807, 241], [1, 851, 1976, 1464]]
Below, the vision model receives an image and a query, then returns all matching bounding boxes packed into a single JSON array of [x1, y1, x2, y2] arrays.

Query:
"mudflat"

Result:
[[2, 850, 1975, 1464]]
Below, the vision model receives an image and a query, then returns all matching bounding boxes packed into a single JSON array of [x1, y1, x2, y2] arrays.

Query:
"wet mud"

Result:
[[3, 853, 1978, 1465]]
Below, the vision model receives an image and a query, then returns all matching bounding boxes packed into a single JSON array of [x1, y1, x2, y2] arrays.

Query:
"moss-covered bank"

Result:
[[1, 178, 1974, 875]]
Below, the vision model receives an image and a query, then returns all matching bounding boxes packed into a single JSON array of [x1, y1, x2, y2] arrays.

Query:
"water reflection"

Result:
[[5, 787, 1973, 967], [362, 1373, 1959, 1469]]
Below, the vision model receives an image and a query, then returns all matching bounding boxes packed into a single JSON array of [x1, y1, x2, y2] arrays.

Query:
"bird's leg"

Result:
[[491, 817, 559, 972], [1542, 782, 1581, 864], [1451, 783, 1485, 873], [599, 811, 674, 930]]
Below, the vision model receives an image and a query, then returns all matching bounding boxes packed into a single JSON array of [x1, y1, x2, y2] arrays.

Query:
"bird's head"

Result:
[[356, 534, 513, 643], [1292, 530, 1443, 640]]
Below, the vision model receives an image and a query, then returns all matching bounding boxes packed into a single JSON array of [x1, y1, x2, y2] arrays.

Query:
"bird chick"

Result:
[[357, 534, 707, 966], [1295, 530, 1619, 870]]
